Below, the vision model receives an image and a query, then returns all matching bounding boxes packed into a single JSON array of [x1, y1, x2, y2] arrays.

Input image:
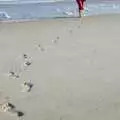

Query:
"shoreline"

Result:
[[0, 13, 120, 24]]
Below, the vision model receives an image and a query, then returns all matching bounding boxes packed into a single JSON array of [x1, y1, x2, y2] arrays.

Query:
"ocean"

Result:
[[0, 0, 120, 20]]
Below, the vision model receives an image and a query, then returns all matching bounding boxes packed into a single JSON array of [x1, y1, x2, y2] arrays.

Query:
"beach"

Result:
[[0, 14, 120, 120]]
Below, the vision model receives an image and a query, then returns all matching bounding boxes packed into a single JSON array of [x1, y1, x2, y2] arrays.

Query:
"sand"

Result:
[[0, 14, 120, 120]]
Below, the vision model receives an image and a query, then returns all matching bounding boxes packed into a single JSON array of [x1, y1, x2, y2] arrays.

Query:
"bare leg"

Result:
[[79, 9, 81, 18]]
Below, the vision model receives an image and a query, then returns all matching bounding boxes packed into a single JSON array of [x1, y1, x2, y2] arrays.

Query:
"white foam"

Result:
[[0, 11, 11, 19]]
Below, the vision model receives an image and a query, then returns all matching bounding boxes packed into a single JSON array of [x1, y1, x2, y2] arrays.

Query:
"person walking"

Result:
[[76, 0, 86, 17]]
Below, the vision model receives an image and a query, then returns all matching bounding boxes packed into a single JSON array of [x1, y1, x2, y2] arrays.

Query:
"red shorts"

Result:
[[76, 0, 85, 10]]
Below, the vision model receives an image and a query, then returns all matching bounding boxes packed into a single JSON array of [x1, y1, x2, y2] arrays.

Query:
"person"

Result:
[[76, 0, 86, 17]]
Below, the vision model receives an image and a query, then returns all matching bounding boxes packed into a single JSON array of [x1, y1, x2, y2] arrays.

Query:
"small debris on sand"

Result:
[[21, 81, 33, 92]]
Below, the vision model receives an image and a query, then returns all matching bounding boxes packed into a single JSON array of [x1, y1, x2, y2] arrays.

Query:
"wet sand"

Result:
[[0, 14, 120, 120]]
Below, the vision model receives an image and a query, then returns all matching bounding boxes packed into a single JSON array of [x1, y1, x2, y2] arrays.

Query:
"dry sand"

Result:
[[0, 14, 120, 120]]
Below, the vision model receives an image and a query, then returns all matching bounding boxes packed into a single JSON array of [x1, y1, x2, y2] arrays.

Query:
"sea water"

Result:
[[0, 0, 120, 20]]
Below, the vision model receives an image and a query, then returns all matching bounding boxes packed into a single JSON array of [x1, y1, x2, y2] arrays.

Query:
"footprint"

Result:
[[52, 36, 60, 44], [23, 54, 28, 59], [0, 102, 24, 118], [21, 81, 33, 92], [0, 102, 15, 112], [17, 111, 24, 117], [8, 71, 19, 78], [37, 44, 45, 51], [78, 25, 80, 28], [69, 29, 73, 33]]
